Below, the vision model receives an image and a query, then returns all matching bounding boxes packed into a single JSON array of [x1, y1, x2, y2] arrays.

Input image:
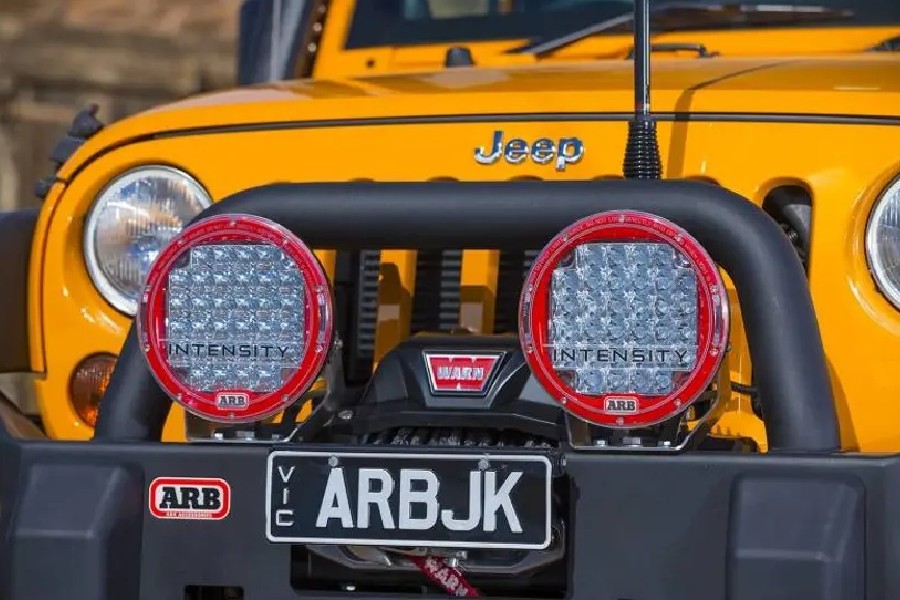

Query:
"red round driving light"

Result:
[[519, 210, 729, 429], [136, 214, 333, 423]]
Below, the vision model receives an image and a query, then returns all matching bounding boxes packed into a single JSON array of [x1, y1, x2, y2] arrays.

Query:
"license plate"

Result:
[[265, 450, 552, 550]]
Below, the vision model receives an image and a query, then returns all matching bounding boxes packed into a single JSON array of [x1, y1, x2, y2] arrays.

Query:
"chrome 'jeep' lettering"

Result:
[[474, 130, 584, 171]]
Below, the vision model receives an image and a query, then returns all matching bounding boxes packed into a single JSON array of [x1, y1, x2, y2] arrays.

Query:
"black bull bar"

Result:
[[96, 179, 837, 451], [8, 179, 900, 600]]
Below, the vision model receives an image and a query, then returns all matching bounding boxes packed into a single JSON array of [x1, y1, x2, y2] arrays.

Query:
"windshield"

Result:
[[346, 0, 900, 49]]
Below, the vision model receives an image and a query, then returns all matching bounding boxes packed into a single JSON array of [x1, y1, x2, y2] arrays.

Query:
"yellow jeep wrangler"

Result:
[[3, 0, 897, 449], [1, 1, 900, 599]]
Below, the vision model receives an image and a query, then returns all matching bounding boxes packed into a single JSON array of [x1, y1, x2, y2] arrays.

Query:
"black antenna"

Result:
[[623, 0, 662, 179]]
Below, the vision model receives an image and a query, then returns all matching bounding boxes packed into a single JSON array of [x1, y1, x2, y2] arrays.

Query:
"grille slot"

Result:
[[343, 249, 380, 382], [494, 249, 538, 334], [354, 250, 381, 354], [410, 249, 463, 334]]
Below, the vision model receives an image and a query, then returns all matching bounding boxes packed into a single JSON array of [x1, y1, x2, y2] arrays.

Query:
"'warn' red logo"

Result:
[[148, 477, 231, 520], [424, 353, 502, 394]]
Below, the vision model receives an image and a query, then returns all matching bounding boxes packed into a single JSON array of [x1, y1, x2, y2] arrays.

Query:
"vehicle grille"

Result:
[[341, 247, 537, 382], [356, 251, 382, 347], [494, 249, 540, 334], [410, 249, 463, 334]]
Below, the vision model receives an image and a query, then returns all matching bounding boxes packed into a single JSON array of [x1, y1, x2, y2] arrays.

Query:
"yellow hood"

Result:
[[59, 54, 899, 179]]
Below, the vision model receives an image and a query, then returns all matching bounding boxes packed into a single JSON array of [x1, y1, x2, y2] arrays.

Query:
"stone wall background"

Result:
[[0, 0, 242, 211], [0, 0, 243, 410]]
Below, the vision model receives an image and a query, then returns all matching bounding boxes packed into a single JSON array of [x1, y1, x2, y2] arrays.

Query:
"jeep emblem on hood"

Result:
[[474, 130, 584, 172]]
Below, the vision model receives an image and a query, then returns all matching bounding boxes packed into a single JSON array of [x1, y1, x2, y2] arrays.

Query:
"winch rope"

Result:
[[410, 555, 481, 597]]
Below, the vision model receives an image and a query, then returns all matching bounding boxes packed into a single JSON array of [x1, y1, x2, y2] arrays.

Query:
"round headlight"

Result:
[[865, 175, 900, 309], [84, 166, 212, 315]]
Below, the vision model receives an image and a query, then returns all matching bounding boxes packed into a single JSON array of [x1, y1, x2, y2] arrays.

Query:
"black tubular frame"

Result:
[[94, 179, 839, 452]]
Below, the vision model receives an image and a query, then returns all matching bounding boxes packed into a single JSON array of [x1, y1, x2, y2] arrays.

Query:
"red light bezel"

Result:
[[518, 210, 729, 429], [137, 214, 334, 423]]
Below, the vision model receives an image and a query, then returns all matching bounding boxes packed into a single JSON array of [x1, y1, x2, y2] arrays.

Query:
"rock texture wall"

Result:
[[0, 0, 242, 411], [0, 0, 241, 211]]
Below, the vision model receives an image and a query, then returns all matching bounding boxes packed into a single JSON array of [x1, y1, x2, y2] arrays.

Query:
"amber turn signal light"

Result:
[[69, 353, 117, 427]]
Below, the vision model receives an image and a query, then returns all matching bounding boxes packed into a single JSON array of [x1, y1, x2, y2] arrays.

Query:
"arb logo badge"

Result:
[[424, 353, 502, 394], [148, 477, 231, 520], [216, 392, 249, 410], [604, 397, 639, 414]]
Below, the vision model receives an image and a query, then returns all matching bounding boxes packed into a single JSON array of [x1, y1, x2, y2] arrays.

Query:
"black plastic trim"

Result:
[[727, 474, 864, 600], [445, 46, 477, 67], [237, 0, 314, 85], [3, 463, 143, 600], [94, 180, 838, 453], [35, 105, 104, 200], [0, 208, 39, 373]]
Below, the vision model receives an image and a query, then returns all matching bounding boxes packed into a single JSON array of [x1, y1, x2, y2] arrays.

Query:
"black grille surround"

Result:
[[494, 249, 540, 334], [344, 249, 380, 382], [410, 249, 463, 334]]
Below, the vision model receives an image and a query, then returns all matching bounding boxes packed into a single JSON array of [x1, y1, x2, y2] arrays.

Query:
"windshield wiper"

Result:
[[511, 2, 854, 57]]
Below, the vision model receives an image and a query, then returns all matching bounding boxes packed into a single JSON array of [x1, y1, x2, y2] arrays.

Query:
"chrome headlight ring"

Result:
[[865, 174, 900, 311], [83, 165, 212, 316]]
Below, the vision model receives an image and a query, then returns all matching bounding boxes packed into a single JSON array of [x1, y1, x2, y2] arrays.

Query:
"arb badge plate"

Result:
[[265, 451, 552, 549]]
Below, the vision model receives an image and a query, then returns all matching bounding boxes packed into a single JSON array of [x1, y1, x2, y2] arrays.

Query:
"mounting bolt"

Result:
[[328, 456, 339, 467]]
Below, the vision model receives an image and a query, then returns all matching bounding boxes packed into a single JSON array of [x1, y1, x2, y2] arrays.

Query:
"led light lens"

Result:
[[550, 242, 698, 396], [520, 211, 729, 429], [865, 175, 900, 309], [166, 244, 307, 392], [84, 166, 212, 316], [137, 214, 333, 423]]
